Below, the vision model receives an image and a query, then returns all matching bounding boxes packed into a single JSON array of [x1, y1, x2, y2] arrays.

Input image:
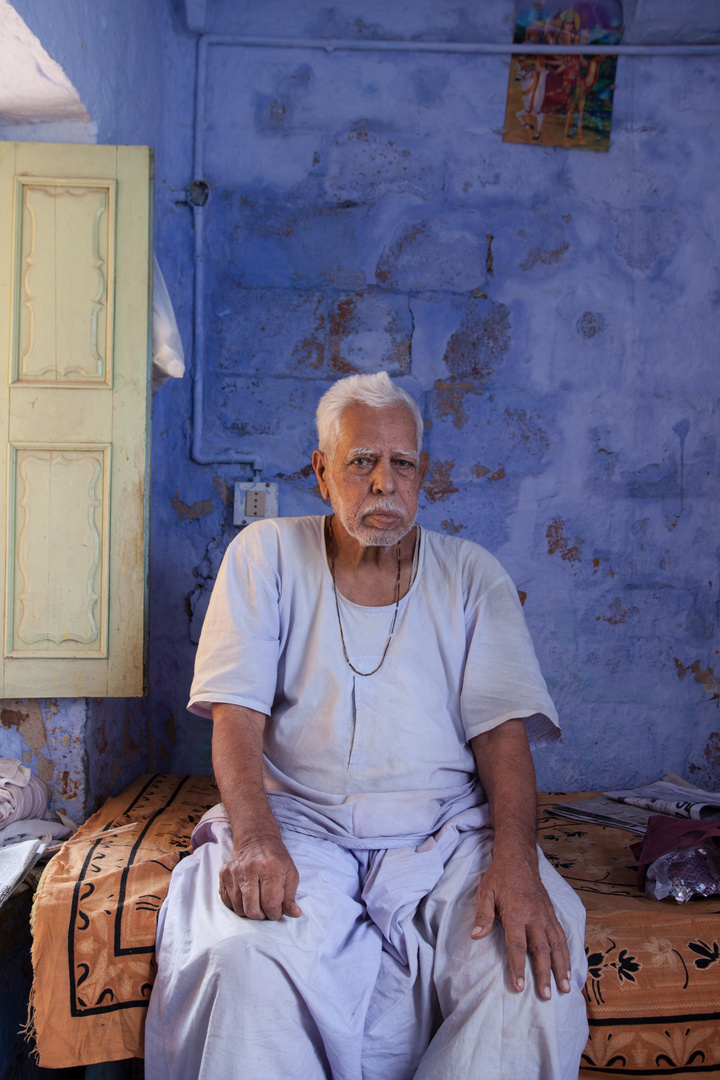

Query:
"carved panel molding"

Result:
[[6, 445, 110, 658], [13, 179, 116, 385]]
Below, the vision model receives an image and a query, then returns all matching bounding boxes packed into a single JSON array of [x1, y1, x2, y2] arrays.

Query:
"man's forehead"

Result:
[[337, 403, 418, 440]]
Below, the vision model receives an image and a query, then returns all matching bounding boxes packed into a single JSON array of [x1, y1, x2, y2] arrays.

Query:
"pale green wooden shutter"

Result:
[[0, 143, 152, 696]]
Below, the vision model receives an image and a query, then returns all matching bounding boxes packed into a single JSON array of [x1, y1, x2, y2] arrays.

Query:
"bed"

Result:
[[29, 775, 720, 1076]]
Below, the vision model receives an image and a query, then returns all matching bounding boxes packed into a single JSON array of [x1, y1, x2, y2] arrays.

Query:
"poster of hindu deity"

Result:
[[503, 2, 624, 150]]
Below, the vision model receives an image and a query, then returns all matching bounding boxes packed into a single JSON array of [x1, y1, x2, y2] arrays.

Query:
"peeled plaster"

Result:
[[0, 699, 86, 821]]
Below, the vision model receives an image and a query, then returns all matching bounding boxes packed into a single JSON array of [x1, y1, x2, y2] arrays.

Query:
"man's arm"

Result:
[[212, 701, 301, 921], [470, 718, 571, 999]]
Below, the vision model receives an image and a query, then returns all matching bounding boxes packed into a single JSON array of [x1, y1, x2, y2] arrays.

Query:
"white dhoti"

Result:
[[145, 820, 588, 1080]]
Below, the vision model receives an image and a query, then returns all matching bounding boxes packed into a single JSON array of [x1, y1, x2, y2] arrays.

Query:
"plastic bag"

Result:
[[645, 841, 720, 903], [152, 255, 185, 395]]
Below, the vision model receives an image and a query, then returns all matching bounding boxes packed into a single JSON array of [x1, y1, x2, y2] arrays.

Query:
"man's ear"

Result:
[[419, 450, 430, 485], [312, 449, 331, 500]]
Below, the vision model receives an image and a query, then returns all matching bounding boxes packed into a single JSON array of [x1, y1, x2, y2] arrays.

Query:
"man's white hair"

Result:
[[316, 372, 424, 459]]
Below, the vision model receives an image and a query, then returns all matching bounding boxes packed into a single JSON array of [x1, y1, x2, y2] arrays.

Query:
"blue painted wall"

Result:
[[2, 0, 720, 813], [155, 3, 720, 793]]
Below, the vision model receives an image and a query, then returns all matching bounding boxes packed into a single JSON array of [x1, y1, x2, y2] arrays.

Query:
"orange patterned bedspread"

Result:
[[30, 777, 720, 1074], [538, 793, 720, 1079]]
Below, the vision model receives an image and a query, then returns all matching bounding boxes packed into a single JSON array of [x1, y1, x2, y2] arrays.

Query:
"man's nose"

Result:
[[371, 459, 396, 493]]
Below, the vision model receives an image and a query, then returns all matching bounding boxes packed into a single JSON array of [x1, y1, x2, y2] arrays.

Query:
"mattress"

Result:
[[29, 775, 720, 1075], [539, 792, 720, 1078]]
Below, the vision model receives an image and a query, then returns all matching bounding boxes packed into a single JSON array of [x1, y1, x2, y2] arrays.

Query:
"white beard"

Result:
[[327, 482, 416, 548]]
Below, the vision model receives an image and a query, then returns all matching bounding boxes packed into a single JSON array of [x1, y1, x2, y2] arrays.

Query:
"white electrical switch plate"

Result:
[[233, 481, 279, 527]]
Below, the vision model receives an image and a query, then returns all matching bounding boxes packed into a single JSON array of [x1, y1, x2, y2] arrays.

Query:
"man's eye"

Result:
[[352, 457, 372, 467], [395, 459, 415, 469]]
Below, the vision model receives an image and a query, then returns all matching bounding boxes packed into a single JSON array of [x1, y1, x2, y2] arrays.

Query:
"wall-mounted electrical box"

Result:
[[233, 481, 279, 527]]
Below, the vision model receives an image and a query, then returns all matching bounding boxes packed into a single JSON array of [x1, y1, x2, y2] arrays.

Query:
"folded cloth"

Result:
[[0, 818, 72, 847], [631, 815, 720, 887], [0, 837, 46, 908], [0, 758, 47, 827]]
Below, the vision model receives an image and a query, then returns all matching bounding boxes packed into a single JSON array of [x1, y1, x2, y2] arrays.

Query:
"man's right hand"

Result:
[[219, 833, 302, 921], [211, 702, 303, 922]]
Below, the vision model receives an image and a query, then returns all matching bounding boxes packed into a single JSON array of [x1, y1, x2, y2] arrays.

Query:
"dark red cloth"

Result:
[[630, 815, 720, 887]]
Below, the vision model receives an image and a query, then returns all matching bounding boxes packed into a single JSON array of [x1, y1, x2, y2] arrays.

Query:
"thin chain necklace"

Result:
[[326, 517, 402, 677]]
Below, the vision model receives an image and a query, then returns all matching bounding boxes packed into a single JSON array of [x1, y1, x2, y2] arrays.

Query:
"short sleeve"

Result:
[[460, 573, 560, 749], [187, 531, 280, 719]]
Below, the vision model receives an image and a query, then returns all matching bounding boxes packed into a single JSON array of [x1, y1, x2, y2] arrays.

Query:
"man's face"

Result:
[[312, 404, 429, 548]]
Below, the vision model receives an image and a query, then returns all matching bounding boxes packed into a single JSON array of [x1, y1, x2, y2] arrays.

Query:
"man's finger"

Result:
[[282, 868, 302, 918], [259, 871, 288, 920], [258, 869, 287, 920], [548, 925, 572, 994], [526, 928, 553, 999], [470, 887, 497, 940], [240, 878, 265, 920], [219, 871, 245, 917], [505, 929, 531, 993]]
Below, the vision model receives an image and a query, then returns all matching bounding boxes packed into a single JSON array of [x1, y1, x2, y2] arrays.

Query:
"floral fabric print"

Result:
[[538, 794, 720, 1078]]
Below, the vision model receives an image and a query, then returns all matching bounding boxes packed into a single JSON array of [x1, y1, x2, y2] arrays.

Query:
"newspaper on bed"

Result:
[[605, 773, 720, 821], [544, 797, 651, 834], [545, 773, 720, 835]]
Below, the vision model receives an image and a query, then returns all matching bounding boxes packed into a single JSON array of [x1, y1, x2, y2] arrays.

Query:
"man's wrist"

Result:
[[490, 836, 539, 869], [229, 812, 282, 852]]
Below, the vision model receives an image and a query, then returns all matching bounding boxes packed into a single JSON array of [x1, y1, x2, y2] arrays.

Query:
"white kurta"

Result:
[[147, 517, 588, 1079], [188, 516, 560, 845]]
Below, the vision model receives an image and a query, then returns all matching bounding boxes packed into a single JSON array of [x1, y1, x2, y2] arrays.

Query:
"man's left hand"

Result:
[[470, 851, 572, 1000]]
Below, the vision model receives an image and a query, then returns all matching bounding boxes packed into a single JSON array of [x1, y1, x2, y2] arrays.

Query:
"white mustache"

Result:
[[361, 502, 404, 515]]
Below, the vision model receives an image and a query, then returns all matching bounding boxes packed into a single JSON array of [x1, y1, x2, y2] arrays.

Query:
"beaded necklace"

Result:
[[326, 516, 402, 677]]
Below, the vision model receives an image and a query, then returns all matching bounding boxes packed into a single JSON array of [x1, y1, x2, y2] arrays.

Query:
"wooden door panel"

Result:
[[0, 142, 152, 696]]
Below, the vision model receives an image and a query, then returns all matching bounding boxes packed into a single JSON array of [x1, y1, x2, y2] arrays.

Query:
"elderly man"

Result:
[[146, 372, 588, 1080]]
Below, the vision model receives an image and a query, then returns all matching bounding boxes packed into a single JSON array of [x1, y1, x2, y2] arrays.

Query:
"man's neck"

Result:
[[326, 515, 418, 606]]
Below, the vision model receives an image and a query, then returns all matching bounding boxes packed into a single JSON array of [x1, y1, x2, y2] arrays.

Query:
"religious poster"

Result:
[[503, 2, 623, 151]]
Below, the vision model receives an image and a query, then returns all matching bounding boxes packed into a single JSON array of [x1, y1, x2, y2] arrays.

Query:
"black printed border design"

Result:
[[68, 774, 190, 1017]]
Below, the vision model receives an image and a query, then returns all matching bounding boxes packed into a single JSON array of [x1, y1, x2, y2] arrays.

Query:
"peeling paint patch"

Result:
[[490, 466, 505, 481], [674, 658, 720, 700], [423, 459, 458, 503], [504, 408, 550, 455], [276, 463, 315, 481], [376, 220, 488, 292], [292, 296, 326, 371], [0, 700, 53, 784], [327, 292, 412, 374], [518, 589, 527, 607], [520, 242, 569, 271], [376, 223, 428, 284], [703, 731, 720, 769], [171, 493, 215, 521], [212, 477, 232, 505], [1, 708, 26, 729], [596, 597, 629, 625], [471, 463, 490, 478], [613, 208, 671, 269], [57, 768, 80, 800], [546, 518, 583, 563], [443, 301, 510, 382], [441, 518, 464, 534], [577, 311, 607, 338], [325, 122, 435, 204], [433, 380, 477, 429]]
